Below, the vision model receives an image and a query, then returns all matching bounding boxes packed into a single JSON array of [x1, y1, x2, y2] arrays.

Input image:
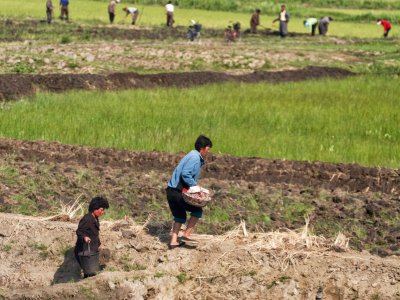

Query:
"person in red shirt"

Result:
[[377, 19, 392, 38]]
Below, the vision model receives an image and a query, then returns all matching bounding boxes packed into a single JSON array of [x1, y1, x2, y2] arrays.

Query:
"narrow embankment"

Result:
[[0, 66, 353, 101]]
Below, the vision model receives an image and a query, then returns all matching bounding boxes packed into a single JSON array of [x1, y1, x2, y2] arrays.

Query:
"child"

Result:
[[74, 196, 109, 278], [377, 19, 392, 38]]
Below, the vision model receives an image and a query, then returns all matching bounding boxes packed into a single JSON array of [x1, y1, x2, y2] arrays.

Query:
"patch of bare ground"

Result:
[[0, 39, 361, 75], [0, 66, 353, 101], [0, 137, 399, 258], [1, 213, 400, 299]]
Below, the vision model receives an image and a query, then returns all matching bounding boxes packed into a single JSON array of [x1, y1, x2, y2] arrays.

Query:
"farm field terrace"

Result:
[[0, 0, 398, 39], [0, 76, 399, 168], [1, 1, 400, 298]]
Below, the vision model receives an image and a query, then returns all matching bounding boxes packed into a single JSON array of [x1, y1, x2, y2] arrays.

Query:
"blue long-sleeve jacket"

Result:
[[168, 150, 204, 190], [60, 0, 69, 6]]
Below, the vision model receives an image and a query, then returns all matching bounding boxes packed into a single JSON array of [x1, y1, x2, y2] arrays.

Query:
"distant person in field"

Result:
[[166, 135, 212, 249], [273, 4, 290, 37], [165, 1, 174, 27], [46, 0, 53, 24], [318, 16, 333, 36], [250, 9, 261, 34], [108, 0, 119, 25], [377, 19, 392, 38], [74, 196, 109, 278], [303, 18, 318, 36], [123, 7, 139, 25], [59, 0, 69, 21]]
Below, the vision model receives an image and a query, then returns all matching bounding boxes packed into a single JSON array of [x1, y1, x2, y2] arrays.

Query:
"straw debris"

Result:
[[209, 216, 349, 271]]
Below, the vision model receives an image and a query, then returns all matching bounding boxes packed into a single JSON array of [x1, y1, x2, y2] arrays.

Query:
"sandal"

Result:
[[180, 236, 199, 245], [168, 241, 186, 250]]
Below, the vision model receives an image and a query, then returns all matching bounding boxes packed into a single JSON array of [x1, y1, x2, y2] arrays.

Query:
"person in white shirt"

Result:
[[123, 7, 139, 25], [165, 1, 174, 27], [273, 4, 290, 37]]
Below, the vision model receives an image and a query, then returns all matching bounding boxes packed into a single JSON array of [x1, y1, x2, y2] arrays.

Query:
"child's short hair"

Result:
[[89, 196, 109, 212]]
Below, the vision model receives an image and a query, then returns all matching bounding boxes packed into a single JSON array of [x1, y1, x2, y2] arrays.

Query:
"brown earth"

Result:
[[0, 19, 306, 42], [0, 138, 399, 255], [1, 212, 400, 300], [0, 139, 400, 298], [0, 66, 353, 101]]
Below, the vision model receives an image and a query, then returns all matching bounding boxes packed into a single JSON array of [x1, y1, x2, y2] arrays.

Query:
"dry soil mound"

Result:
[[1, 213, 400, 300]]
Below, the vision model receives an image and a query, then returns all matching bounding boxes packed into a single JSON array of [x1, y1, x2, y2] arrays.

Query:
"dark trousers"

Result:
[[132, 11, 139, 25], [109, 12, 115, 24], [166, 187, 202, 223], [166, 12, 174, 27], [318, 23, 328, 35], [384, 27, 391, 38], [311, 23, 317, 36], [46, 10, 52, 24], [60, 5, 69, 21]]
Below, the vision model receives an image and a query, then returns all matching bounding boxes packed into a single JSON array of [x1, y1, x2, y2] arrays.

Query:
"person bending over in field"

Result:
[[166, 135, 212, 249], [318, 16, 333, 36], [74, 196, 109, 278], [377, 19, 392, 38], [123, 7, 139, 25], [303, 18, 318, 36]]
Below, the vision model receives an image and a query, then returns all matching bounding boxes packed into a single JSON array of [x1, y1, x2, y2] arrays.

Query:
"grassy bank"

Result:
[[0, 75, 399, 167]]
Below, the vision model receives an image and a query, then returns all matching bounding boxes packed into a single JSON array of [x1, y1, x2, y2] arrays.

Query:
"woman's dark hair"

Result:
[[89, 196, 109, 213], [194, 135, 213, 151]]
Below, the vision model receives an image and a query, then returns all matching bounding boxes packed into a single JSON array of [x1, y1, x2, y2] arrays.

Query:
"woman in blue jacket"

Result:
[[166, 135, 213, 249]]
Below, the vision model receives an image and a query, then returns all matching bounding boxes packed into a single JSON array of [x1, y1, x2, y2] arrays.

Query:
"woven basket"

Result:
[[182, 188, 212, 207]]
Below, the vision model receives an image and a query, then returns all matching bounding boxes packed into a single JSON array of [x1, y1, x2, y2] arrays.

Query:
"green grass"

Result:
[[0, 76, 399, 167]]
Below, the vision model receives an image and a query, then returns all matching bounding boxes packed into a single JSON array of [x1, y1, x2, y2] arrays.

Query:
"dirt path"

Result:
[[1, 212, 400, 300], [0, 66, 353, 101]]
